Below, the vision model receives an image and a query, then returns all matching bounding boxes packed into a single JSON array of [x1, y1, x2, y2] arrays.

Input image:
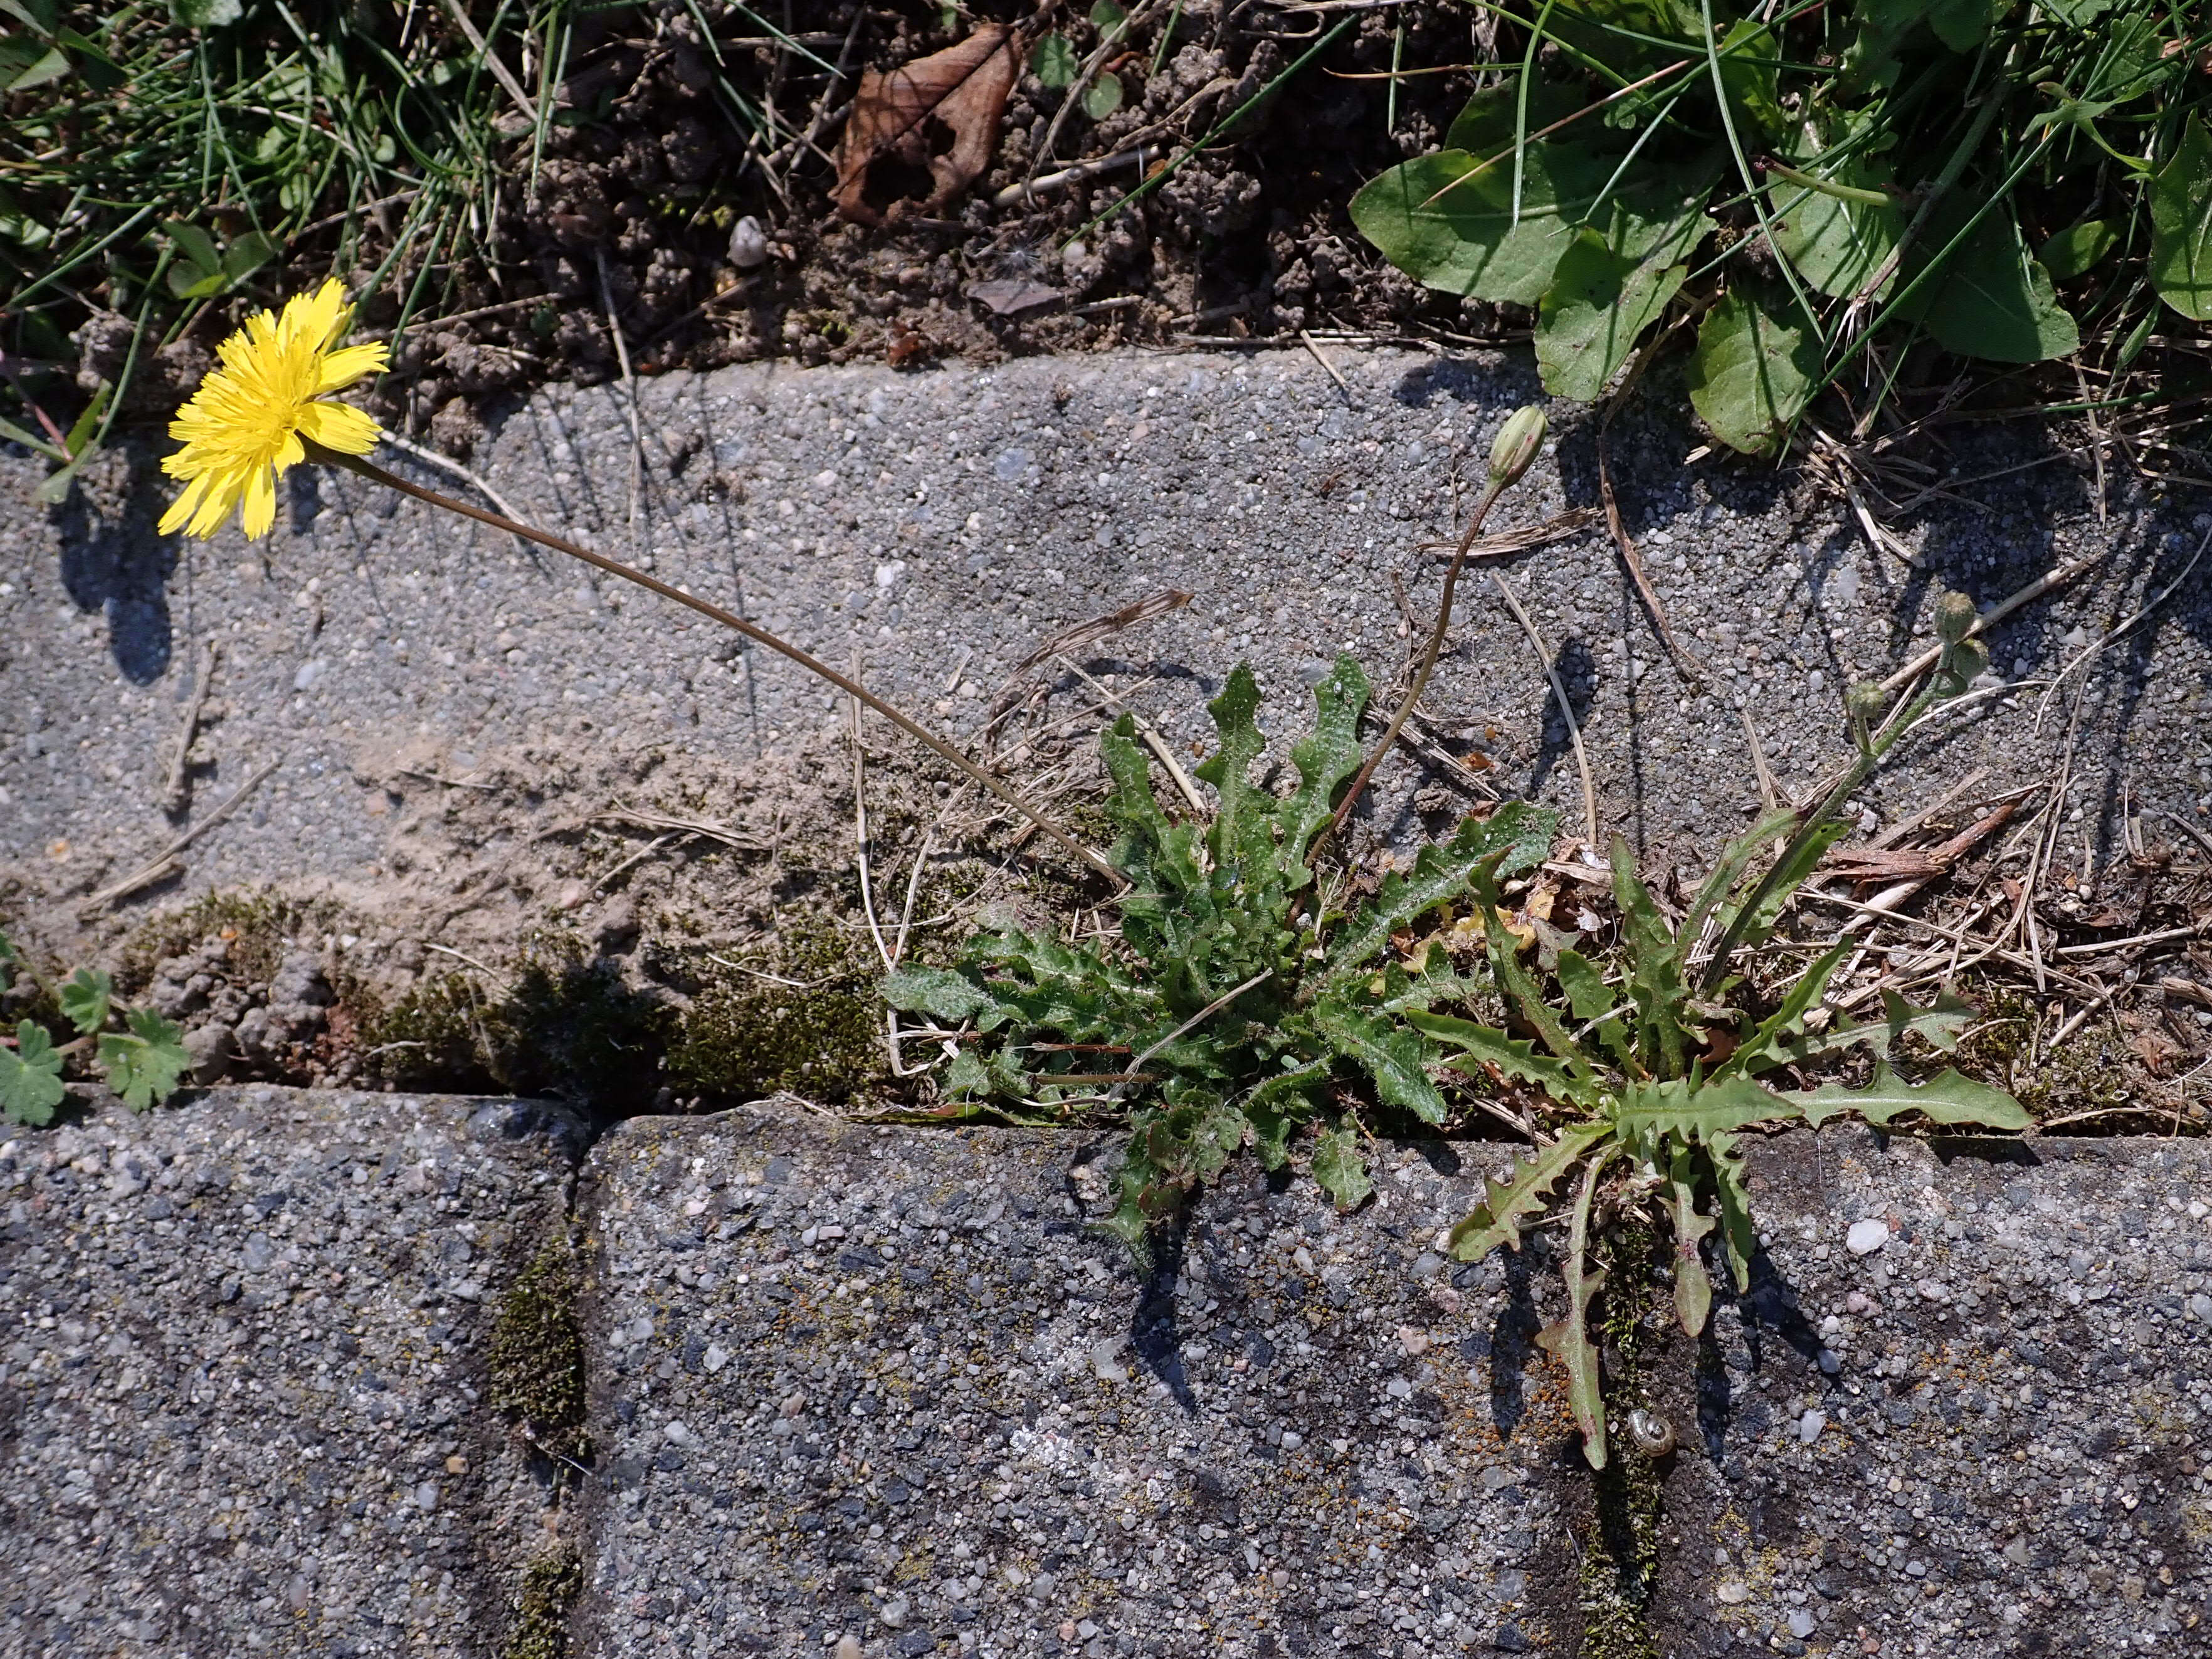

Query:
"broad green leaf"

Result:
[[1898, 196, 2080, 364], [1610, 1073, 1801, 1161], [1082, 72, 1123, 122], [1473, 887, 1594, 1076], [1706, 1130, 1758, 1291], [1710, 815, 1850, 953], [0, 2, 60, 35], [51, 27, 125, 93], [1445, 74, 1586, 157], [61, 382, 108, 460], [1665, 1143, 1714, 1336], [1310, 1000, 1447, 1122], [1350, 142, 1612, 307], [1719, 939, 1850, 1079], [1193, 666, 1275, 885], [1277, 654, 1369, 882], [1324, 803, 1557, 981], [1, 1019, 65, 1127], [162, 219, 222, 279], [222, 230, 276, 283], [1406, 1009, 1597, 1109], [1535, 230, 1687, 401], [1685, 280, 1821, 456], [1031, 33, 1077, 89], [2038, 219, 2119, 283], [1715, 19, 1783, 137], [0, 41, 68, 92], [1309, 1126, 1373, 1211], [1446, 1122, 1608, 1261], [2036, 0, 2110, 20], [944, 1049, 993, 1098], [1786, 1062, 2029, 1131], [1682, 804, 1796, 945], [1536, 1151, 1609, 1468], [1840, 0, 1914, 92], [1246, 1060, 1332, 1167], [58, 966, 112, 1036], [2150, 119, 2212, 322], [97, 1009, 189, 1111], [1925, 0, 2007, 53], [1772, 161, 1904, 300], [1553, 947, 1632, 1069], [1610, 836, 1688, 1077], [1782, 987, 1981, 1065], [881, 966, 995, 1024]]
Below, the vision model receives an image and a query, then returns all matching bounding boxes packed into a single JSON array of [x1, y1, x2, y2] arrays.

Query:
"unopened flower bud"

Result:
[[1933, 590, 1978, 645], [1844, 681, 1885, 727], [1488, 405, 1547, 489]]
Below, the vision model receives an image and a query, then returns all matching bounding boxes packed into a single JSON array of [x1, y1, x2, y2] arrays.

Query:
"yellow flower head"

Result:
[[160, 278, 389, 540]]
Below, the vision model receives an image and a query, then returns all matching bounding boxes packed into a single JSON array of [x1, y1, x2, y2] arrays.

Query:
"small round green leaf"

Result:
[[1082, 71, 1124, 122], [1032, 33, 1077, 90]]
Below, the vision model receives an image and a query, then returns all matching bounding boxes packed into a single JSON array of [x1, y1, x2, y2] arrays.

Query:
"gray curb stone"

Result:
[[8, 347, 2209, 926], [576, 1107, 2212, 1659], [0, 1087, 584, 1658], [574, 1103, 1573, 1658], [1658, 1130, 2212, 1658]]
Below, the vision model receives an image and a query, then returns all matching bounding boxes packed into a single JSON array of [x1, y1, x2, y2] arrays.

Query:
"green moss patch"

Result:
[[503, 1547, 582, 1659], [487, 1238, 588, 1462]]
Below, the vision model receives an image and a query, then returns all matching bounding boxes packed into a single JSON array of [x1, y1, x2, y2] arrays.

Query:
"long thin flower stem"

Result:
[[1329, 475, 1509, 840], [311, 441, 1120, 885]]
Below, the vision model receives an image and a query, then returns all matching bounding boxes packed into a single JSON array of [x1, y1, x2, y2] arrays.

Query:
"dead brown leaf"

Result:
[[835, 26, 1022, 226]]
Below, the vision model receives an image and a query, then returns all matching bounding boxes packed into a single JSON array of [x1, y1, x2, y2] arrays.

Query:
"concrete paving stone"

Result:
[[573, 1102, 1578, 1658], [0, 1087, 586, 1658], [1657, 1130, 2212, 1658], [6, 348, 2210, 925]]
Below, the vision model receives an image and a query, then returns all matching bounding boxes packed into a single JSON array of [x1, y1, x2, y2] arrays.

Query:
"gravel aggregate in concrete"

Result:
[[574, 1102, 1577, 1658], [6, 348, 2209, 924], [1659, 1130, 2212, 1658], [0, 1087, 584, 1657]]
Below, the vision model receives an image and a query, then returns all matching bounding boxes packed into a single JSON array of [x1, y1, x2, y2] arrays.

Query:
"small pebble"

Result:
[[1788, 1609, 1816, 1639], [1799, 1409, 1826, 1444], [1845, 1219, 1889, 1256]]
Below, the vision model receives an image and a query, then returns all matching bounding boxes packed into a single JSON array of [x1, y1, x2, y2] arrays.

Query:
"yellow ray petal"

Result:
[[315, 342, 389, 393], [240, 463, 278, 540], [188, 471, 246, 539], [159, 471, 211, 536], [295, 400, 382, 455]]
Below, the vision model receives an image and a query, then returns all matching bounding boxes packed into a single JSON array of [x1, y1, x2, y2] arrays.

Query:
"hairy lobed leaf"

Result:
[[1405, 1009, 1598, 1110], [1276, 655, 1370, 886], [1, 1019, 65, 1127], [880, 965, 998, 1024], [1537, 1150, 1612, 1469], [1705, 1130, 1760, 1292], [1609, 1073, 1802, 1165], [1716, 939, 1851, 1080], [58, 966, 112, 1036], [1665, 1142, 1716, 1337], [1552, 947, 1633, 1072], [1785, 1063, 2030, 1131], [1610, 836, 1690, 1077], [1309, 1125, 1374, 1211], [98, 1009, 188, 1112], [1325, 804, 1557, 982], [1309, 999, 1448, 1124], [1446, 1122, 1608, 1261]]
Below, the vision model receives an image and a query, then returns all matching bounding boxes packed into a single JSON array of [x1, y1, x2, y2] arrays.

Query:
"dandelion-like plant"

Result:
[[161, 279, 389, 540], [157, 282, 1114, 878]]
